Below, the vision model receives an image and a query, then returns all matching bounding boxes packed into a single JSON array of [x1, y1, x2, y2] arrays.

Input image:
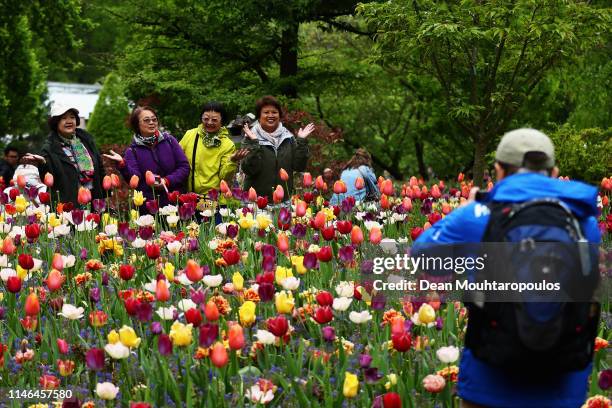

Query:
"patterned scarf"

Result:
[[251, 122, 293, 151], [60, 134, 95, 188], [197, 125, 228, 148], [134, 129, 163, 146]]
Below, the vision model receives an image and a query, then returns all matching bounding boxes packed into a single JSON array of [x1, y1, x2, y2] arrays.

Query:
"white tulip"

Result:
[[436, 346, 460, 364], [332, 297, 352, 312], [104, 224, 118, 236], [96, 382, 119, 400], [335, 281, 354, 298], [177, 299, 197, 312], [131, 238, 146, 248], [156, 306, 177, 320], [255, 330, 277, 345], [203, 274, 223, 287], [349, 310, 372, 324], [167, 241, 182, 254], [58, 304, 85, 320], [280, 277, 300, 291], [104, 342, 130, 359]]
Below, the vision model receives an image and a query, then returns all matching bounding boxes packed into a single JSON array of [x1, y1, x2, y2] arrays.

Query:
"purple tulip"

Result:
[[360, 260, 374, 274], [291, 223, 306, 238], [226, 224, 239, 239], [136, 301, 152, 322], [312, 233, 320, 244], [207, 189, 218, 201], [420, 198, 433, 215], [126, 228, 137, 242], [303, 252, 318, 270], [262, 245, 276, 258], [371, 294, 386, 310], [199, 323, 219, 348], [359, 353, 373, 368], [258, 282, 275, 302], [190, 288, 206, 305], [279, 207, 291, 225], [599, 369, 612, 390], [339, 246, 354, 263], [188, 238, 199, 252], [85, 348, 105, 370], [157, 334, 173, 356], [27, 214, 38, 224], [179, 202, 195, 220], [145, 200, 159, 215], [364, 367, 383, 384], [118, 222, 130, 238], [80, 248, 88, 260], [92, 199, 106, 213], [101, 272, 109, 286], [435, 317, 444, 330], [26, 186, 39, 200], [262, 255, 276, 272], [322, 326, 336, 342], [71, 209, 84, 225], [0, 192, 7, 204], [151, 322, 163, 335], [0, 306, 5, 320], [89, 287, 100, 303], [372, 395, 383, 408], [341, 198, 355, 213], [139, 226, 154, 240]]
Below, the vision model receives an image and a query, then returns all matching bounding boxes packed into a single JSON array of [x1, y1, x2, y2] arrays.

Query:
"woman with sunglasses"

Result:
[[104, 106, 190, 208]]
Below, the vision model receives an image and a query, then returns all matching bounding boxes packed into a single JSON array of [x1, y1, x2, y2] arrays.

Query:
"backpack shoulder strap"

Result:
[[191, 133, 199, 190]]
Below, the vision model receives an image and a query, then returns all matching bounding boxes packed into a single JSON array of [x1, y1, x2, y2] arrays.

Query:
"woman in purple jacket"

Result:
[[105, 106, 190, 208]]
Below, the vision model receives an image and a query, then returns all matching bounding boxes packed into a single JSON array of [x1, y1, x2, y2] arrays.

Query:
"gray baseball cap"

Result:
[[495, 128, 555, 168]]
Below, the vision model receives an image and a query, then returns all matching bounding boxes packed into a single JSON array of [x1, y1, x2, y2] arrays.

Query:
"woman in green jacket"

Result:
[[242, 96, 314, 201], [180, 102, 248, 197]]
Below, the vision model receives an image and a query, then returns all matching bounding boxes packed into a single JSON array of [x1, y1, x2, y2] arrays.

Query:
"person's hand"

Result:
[[153, 177, 168, 192], [297, 123, 315, 139], [21, 154, 45, 166], [103, 150, 123, 163], [460, 187, 480, 207], [230, 148, 250, 162], [243, 124, 257, 141]]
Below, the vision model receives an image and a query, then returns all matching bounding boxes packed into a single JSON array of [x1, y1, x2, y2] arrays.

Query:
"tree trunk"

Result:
[[472, 134, 488, 188], [414, 137, 428, 180], [280, 22, 299, 98]]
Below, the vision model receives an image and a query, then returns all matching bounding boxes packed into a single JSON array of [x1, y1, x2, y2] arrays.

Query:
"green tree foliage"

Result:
[[87, 72, 131, 146], [358, 0, 611, 185], [0, 1, 87, 141]]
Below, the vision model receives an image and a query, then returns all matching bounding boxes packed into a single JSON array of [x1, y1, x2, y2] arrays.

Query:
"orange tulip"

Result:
[[46, 269, 65, 292], [369, 227, 382, 244], [461, 185, 470, 199], [423, 221, 432, 230], [44, 173, 54, 187], [129, 175, 140, 189], [51, 253, 64, 271], [402, 197, 412, 212], [220, 180, 230, 194], [441, 203, 451, 214], [185, 259, 203, 283], [314, 211, 327, 230], [409, 176, 418, 187], [2, 237, 16, 255], [431, 185, 441, 199], [438, 180, 445, 190], [228, 324, 245, 350], [248, 187, 257, 202], [17, 175, 26, 189], [156, 279, 170, 302], [279, 168, 289, 182], [25, 292, 40, 316], [380, 194, 390, 210], [390, 317, 406, 336], [210, 342, 228, 367], [204, 301, 220, 321], [102, 175, 112, 191], [277, 232, 289, 253], [272, 185, 284, 204], [350, 226, 364, 245], [355, 177, 365, 190], [315, 175, 326, 191], [303, 172, 312, 187], [295, 200, 307, 217], [603, 195, 609, 207], [110, 174, 121, 188], [381, 179, 394, 196], [333, 180, 347, 194], [145, 171, 156, 186], [77, 187, 92, 205]]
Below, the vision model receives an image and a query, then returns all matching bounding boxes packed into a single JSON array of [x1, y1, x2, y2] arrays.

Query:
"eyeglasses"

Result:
[[202, 117, 220, 123], [140, 117, 158, 124]]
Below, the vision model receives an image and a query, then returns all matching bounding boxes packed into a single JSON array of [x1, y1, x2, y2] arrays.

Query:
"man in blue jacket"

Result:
[[415, 128, 600, 408]]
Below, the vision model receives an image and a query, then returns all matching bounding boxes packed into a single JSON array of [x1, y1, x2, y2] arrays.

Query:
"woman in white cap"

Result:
[[22, 102, 104, 205]]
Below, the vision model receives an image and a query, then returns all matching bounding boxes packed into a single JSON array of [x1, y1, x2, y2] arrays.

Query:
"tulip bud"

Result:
[[44, 173, 54, 187], [145, 171, 156, 186], [277, 232, 289, 253], [272, 185, 284, 204], [210, 342, 228, 367], [350, 226, 364, 245], [110, 174, 121, 188], [381, 179, 394, 196], [155, 279, 170, 302], [354, 177, 365, 190], [204, 301, 220, 321], [333, 180, 347, 194], [220, 180, 230, 194], [129, 175, 140, 189], [248, 187, 257, 202], [46, 269, 65, 292], [279, 168, 289, 182], [77, 187, 92, 205], [102, 176, 112, 191], [16, 175, 26, 189], [185, 259, 203, 282], [51, 253, 64, 271], [315, 175, 326, 191], [25, 292, 40, 316], [228, 324, 245, 350], [295, 200, 307, 217], [369, 226, 382, 244], [303, 172, 312, 187]]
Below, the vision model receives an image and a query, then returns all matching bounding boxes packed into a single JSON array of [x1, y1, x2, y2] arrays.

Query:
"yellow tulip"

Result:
[[101, 213, 118, 227], [107, 330, 120, 344], [133, 191, 145, 207], [130, 209, 140, 221], [169, 321, 193, 346], [291, 256, 307, 275], [418, 304, 436, 324], [385, 373, 398, 390], [15, 196, 27, 213], [275, 266, 293, 286], [238, 213, 255, 229], [119, 325, 141, 348], [47, 213, 61, 228], [239, 301, 257, 327], [256, 214, 272, 230], [16, 265, 28, 280], [275, 291, 294, 314], [164, 263, 175, 281], [232, 272, 244, 291], [343, 372, 359, 398]]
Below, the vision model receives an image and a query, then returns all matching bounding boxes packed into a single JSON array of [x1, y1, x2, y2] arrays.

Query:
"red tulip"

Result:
[[25, 224, 41, 241], [314, 211, 326, 230], [303, 192, 314, 204], [119, 264, 135, 281], [124, 298, 140, 316], [383, 392, 402, 408], [145, 243, 160, 259], [25, 292, 40, 316], [321, 225, 335, 241], [185, 259, 203, 282], [313, 306, 333, 324], [267, 315, 289, 337], [18, 253, 34, 270], [457, 172, 464, 182], [277, 232, 289, 253], [256, 196, 268, 209], [410, 227, 424, 241], [315, 291, 333, 306], [391, 332, 411, 352], [210, 342, 228, 367], [222, 248, 240, 266], [44, 173, 54, 187], [45, 269, 65, 292], [228, 324, 245, 350], [204, 301, 220, 321], [39, 374, 60, 389], [77, 187, 92, 205], [303, 172, 312, 187], [336, 220, 352, 235], [380, 194, 391, 210], [248, 187, 257, 202], [316, 246, 333, 262], [156, 279, 170, 302], [279, 168, 289, 182], [38, 192, 50, 204], [57, 339, 69, 355], [145, 171, 156, 186], [185, 308, 202, 327], [350, 226, 364, 245], [7, 276, 21, 293], [355, 177, 365, 190], [129, 175, 140, 189], [102, 175, 112, 190]]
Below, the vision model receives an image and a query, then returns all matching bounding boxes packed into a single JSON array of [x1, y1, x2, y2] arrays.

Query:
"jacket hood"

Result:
[[485, 172, 598, 218]]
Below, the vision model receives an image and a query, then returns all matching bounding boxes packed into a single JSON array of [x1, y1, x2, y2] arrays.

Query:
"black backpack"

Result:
[[465, 198, 600, 373]]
